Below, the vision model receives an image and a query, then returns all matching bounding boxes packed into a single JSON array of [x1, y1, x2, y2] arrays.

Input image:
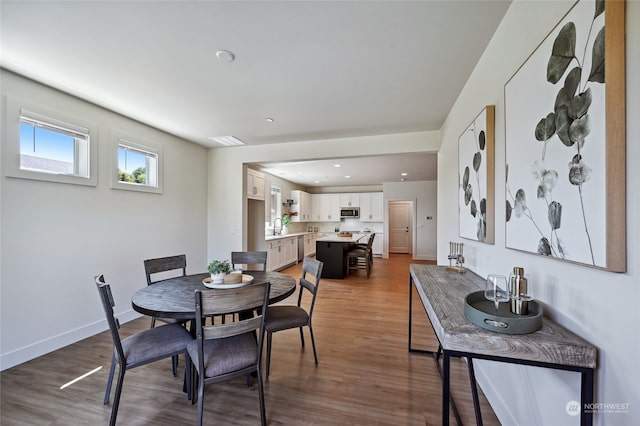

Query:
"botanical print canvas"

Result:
[[459, 106, 494, 244], [505, 0, 613, 268]]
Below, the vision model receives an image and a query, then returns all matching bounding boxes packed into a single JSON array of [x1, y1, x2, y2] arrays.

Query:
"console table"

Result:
[[408, 264, 596, 426]]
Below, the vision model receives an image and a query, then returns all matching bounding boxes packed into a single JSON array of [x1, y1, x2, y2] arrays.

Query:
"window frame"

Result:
[[111, 132, 163, 194], [4, 95, 98, 186]]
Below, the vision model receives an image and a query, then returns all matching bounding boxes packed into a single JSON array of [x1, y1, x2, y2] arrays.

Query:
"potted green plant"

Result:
[[281, 214, 291, 235], [208, 259, 231, 283]]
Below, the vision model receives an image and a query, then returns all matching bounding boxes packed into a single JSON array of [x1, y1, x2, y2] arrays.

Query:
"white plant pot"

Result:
[[211, 273, 226, 284], [281, 226, 288, 235]]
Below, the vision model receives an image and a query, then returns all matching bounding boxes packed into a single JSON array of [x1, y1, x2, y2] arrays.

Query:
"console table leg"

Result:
[[580, 368, 594, 426], [467, 357, 483, 426], [443, 351, 450, 426]]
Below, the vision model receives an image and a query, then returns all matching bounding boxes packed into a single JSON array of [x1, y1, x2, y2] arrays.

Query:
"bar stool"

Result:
[[347, 233, 374, 278]]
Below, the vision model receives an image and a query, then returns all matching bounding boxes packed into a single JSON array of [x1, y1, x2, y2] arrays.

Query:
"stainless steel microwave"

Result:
[[340, 208, 360, 218]]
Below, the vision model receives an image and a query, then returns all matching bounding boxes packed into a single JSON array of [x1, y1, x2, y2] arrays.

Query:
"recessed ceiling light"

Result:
[[333, 164, 341, 168], [297, 172, 303, 175], [314, 180, 320, 184], [215, 50, 235, 63], [207, 136, 244, 146], [345, 175, 351, 179], [401, 172, 408, 176], [265, 117, 274, 123]]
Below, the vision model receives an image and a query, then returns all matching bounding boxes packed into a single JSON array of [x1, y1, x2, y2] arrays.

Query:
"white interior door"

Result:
[[389, 201, 412, 253]]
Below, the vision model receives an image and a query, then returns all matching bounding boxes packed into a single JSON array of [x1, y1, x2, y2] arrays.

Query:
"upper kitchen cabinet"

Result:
[[339, 193, 360, 208], [311, 193, 340, 222], [360, 192, 383, 222], [290, 190, 312, 222], [247, 168, 265, 200]]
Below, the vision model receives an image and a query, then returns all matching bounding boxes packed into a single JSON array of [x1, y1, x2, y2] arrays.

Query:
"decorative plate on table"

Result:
[[202, 274, 254, 289]]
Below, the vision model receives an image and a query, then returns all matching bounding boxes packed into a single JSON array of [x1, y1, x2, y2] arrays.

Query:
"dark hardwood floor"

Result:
[[1, 254, 499, 425]]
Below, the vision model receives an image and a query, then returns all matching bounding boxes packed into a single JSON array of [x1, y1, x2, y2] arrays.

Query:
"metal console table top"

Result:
[[408, 264, 596, 426]]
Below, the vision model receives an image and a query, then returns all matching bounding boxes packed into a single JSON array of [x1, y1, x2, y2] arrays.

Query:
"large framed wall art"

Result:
[[459, 105, 495, 244], [505, 0, 625, 272]]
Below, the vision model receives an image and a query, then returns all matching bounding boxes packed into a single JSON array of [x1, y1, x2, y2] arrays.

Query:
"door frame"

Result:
[[384, 198, 416, 259]]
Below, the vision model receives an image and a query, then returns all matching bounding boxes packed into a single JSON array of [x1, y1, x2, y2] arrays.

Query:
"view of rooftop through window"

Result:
[[19, 121, 76, 175]]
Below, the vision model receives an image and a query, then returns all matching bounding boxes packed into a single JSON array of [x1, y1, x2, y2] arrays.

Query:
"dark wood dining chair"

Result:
[[143, 254, 187, 375], [264, 256, 324, 378], [231, 251, 268, 271], [95, 275, 192, 426], [188, 282, 271, 426]]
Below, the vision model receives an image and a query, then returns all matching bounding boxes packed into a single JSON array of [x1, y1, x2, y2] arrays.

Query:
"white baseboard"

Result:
[[0, 309, 141, 371], [412, 254, 437, 261]]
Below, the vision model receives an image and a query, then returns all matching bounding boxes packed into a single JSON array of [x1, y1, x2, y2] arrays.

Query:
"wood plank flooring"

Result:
[[1, 254, 500, 425]]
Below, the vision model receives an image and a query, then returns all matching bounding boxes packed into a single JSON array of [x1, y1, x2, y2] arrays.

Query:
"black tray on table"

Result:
[[464, 290, 543, 334]]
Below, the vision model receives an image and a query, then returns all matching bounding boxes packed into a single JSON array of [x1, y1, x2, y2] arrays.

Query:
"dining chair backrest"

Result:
[[298, 257, 324, 314], [144, 255, 187, 285], [95, 275, 126, 364], [193, 282, 271, 365], [231, 251, 268, 272]]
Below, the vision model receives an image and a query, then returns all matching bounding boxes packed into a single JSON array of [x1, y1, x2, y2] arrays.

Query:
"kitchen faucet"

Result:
[[273, 217, 282, 236]]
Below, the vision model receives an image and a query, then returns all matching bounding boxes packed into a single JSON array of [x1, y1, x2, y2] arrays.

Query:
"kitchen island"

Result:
[[316, 233, 368, 279]]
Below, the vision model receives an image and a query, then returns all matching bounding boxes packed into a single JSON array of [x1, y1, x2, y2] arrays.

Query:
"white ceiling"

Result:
[[0, 0, 511, 187]]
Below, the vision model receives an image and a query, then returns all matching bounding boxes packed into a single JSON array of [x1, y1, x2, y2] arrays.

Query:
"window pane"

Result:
[[19, 122, 76, 175], [117, 144, 158, 187]]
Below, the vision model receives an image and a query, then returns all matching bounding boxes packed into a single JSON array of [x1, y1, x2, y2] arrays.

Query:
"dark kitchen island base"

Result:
[[315, 240, 352, 279]]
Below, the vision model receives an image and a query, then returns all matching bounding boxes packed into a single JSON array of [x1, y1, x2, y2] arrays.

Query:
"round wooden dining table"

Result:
[[131, 271, 297, 321]]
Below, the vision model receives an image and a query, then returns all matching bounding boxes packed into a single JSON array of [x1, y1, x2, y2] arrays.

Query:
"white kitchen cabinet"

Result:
[[266, 236, 297, 271], [303, 233, 317, 256], [311, 194, 322, 222], [285, 236, 297, 264], [339, 193, 360, 207], [372, 233, 383, 256], [247, 168, 265, 200], [311, 193, 340, 222], [360, 192, 383, 222], [290, 190, 312, 222], [266, 240, 279, 271]]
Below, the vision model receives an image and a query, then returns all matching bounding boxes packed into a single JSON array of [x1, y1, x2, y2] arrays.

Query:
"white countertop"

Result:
[[265, 231, 316, 241], [316, 233, 368, 243]]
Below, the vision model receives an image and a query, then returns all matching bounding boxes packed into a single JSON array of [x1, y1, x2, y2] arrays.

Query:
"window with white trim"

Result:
[[111, 135, 162, 194], [19, 111, 90, 177], [4, 96, 98, 186]]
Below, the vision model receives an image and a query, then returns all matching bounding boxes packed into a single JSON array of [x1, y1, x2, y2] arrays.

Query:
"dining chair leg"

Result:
[[104, 354, 116, 404], [308, 325, 319, 365], [172, 354, 178, 377], [257, 367, 266, 426], [197, 382, 205, 426], [191, 368, 197, 405], [265, 331, 273, 378], [299, 327, 305, 347], [150, 317, 156, 328], [109, 365, 126, 426], [185, 355, 192, 401]]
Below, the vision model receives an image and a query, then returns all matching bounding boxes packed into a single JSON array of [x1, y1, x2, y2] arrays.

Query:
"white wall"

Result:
[[437, 1, 639, 425], [383, 180, 437, 260], [0, 71, 209, 370], [207, 131, 440, 262]]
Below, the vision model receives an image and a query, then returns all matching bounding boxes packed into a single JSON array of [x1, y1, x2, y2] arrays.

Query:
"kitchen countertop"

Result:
[[265, 231, 321, 241], [316, 233, 368, 243]]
